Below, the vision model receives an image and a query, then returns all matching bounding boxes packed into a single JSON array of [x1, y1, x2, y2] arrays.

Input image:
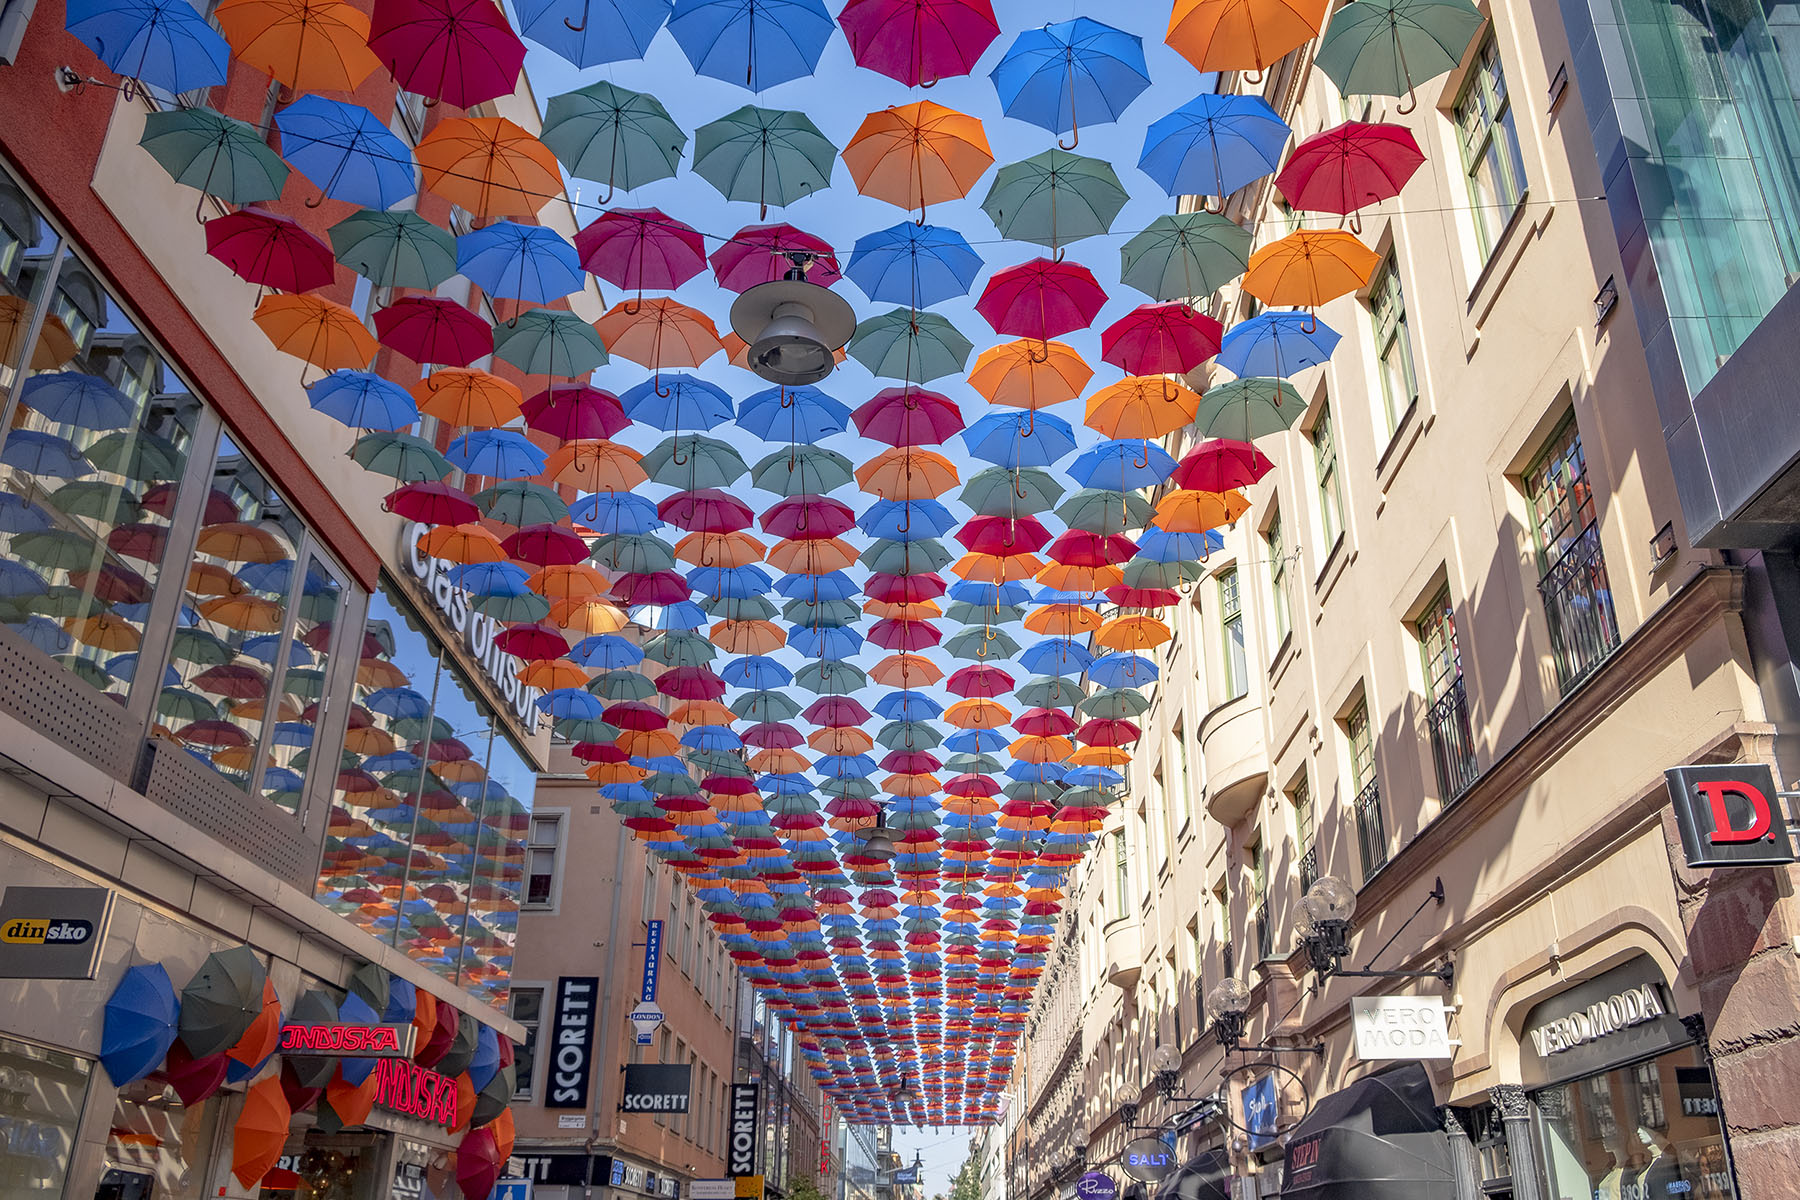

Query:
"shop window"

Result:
[[0, 1033, 90, 1199], [101, 1076, 224, 1200], [1524, 415, 1619, 691], [509, 987, 542, 1100], [1369, 255, 1417, 438], [1455, 36, 1530, 261], [1218, 567, 1247, 700]]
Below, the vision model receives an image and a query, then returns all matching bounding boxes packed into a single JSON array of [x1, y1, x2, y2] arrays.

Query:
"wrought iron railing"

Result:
[[1299, 844, 1318, 892], [1355, 778, 1387, 877], [1539, 523, 1621, 692], [1254, 900, 1272, 961], [1427, 675, 1480, 801]]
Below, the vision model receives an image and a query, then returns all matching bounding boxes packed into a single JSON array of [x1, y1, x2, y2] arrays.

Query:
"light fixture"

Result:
[[1297, 875, 1454, 988], [861, 807, 896, 862], [1118, 1086, 1140, 1128], [729, 253, 856, 387], [892, 1076, 917, 1107], [1151, 1042, 1182, 1096], [1206, 977, 1322, 1059]]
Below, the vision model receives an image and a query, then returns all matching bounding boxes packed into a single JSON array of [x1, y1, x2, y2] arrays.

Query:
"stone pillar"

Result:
[[1491, 1086, 1545, 1200], [1441, 1107, 1482, 1200]]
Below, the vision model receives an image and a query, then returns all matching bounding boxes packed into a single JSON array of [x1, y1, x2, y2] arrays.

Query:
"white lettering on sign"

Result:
[[401, 522, 542, 732], [1527, 983, 1667, 1057], [1351, 996, 1453, 1061], [621, 1093, 690, 1112]]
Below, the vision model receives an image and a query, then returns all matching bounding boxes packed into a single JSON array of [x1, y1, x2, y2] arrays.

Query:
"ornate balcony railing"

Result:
[[1355, 778, 1387, 877], [1427, 675, 1480, 801], [1539, 522, 1621, 693], [1299, 844, 1318, 892]]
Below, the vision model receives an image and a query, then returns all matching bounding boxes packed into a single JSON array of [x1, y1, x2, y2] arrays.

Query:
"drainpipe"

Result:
[[584, 820, 632, 1200]]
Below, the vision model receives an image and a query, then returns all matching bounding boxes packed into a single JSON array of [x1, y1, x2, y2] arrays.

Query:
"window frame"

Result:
[[1369, 254, 1418, 437], [1454, 34, 1530, 261], [1312, 404, 1344, 550], [1415, 586, 1463, 702], [508, 986, 544, 1101], [522, 811, 565, 910], [1266, 510, 1290, 647], [1217, 567, 1247, 700]]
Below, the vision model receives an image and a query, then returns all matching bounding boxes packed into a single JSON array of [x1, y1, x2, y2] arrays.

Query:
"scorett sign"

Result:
[[619, 1063, 692, 1113], [727, 1083, 759, 1176]]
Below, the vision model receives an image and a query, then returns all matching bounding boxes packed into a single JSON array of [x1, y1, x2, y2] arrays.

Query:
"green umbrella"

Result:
[[641, 435, 748, 490], [48, 480, 140, 523], [11, 528, 100, 571], [765, 792, 820, 816], [1196, 377, 1306, 440], [84, 431, 183, 482], [942, 752, 1002, 775], [171, 627, 232, 665], [158, 686, 220, 723], [471, 1062, 515, 1127], [1120, 212, 1253, 303], [981, 149, 1130, 251], [283, 666, 327, 698], [686, 748, 748, 776], [591, 532, 677, 574], [693, 106, 837, 215], [644, 630, 715, 668], [541, 81, 686, 199], [796, 660, 866, 695], [348, 961, 391, 1016], [474, 480, 569, 527], [945, 601, 1025, 625], [1123, 558, 1201, 589], [178, 945, 266, 1058], [750, 446, 854, 496], [782, 597, 861, 627], [1081, 687, 1152, 718], [32, 587, 98, 618], [732, 689, 801, 722], [56, 654, 111, 690], [876, 720, 942, 750], [861, 537, 952, 575], [819, 775, 877, 798], [329, 210, 458, 290], [1057, 488, 1153, 534], [558, 716, 621, 742], [1315, 0, 1485, 107], [944, 627, 1022, 661], [285, 989, 342, 1088], [961, 466, 1063, 516], [493, 310, 609, 378], [701, 593, 776, 621], [472, 591, 550, 622], [438, 1012, 479, 1078], [139, 107, 288, 218], [1017, 676, 1084, 708], [847, 309, 973, 382], [351, 432, 453, 482], [590, 669, 656, 701]]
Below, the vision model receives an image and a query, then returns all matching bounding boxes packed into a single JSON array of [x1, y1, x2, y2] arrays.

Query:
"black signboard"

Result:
[[1518, 955, 1692, 1088], [728, 1083, 760, 1176], [511, 1154, 613, 1186], [1664, 762, 1797, 867], [620, 1063, 693, 1114], [546, 976, 599, 1108]]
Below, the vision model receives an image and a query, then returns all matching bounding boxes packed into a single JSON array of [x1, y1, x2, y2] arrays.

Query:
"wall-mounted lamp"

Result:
[[1296, 875, 1454, 988], [1206, 978, 1323, 1058]]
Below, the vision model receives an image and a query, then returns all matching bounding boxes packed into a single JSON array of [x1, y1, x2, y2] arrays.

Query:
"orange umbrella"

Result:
[[767, 537, 858, 575], [1166, 0, 1327, 73], [67, 613, 141, 651], [1242, 230, 1380, 309], [323, 1067, 378, 1128], [870, 653, 942, 686], [0, 296, 78, 371], [356, 658, 410, 688], [1036, 561, 1123, 592], [864, 599, 942, 620], [671, 700, 734, 725], [550, 597, 628, 633], [1153, 488, 1250, 532], [750, 748, 809, 774], [842, 101, 994, 216], [968, 339, 1092, 410], [253, 294, 375, 373], [214, 0, 380, 91], [711, 619, 785, 654], [344, 724, 397, 755], [946, 697, 1011, 729], [1071, 744, 1134, 767], [230, 1077, 291, 1188], [519, 658, 586, 689], [530, 563, 607, 602], [952, 552, 1044, 583], [545, 440, 645, 491], [226, 978, 283, 1069], [594, 299, 723, 370], [1085, 377, 1203, 439], [414, 117, 560, 220], [675, 531, 765, 568], [199, 594, 284, 631], [420, 523, 507, 564], [1095, 614, 1173, 651], [412, 368, 522, 429], [197, 521, 288, 563], [809, 727, 874, 754], [617, 728, 680, 758], [1024, 603, 1101, 636], [855, 448, 959, 500]]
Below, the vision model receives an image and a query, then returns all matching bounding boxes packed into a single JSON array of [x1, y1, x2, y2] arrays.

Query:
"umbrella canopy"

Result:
[[1165, 0, 1328, 73], [710, 224, 842, 292], [254, 294, 376, 371], [179, 946, 267, 1059], [846, 223, 983, 308], [967, 340, 1091, 411], [847, 310, 973, 383], [838, 0, 999, 85], [1274, 121, 1425, 214], [329, 209, 458, 290], [1101, 303, 1224, 375], [368, 0, 526, 108], [1139, 92, 1290, 200], [843, 101, 993, 216], [1241, 229, 1380, 308], [205, 209, 336, 292], [542, 80, 685, 200], [100, 963, 180, 1086], [990, 17, 1150, 145], [1194, 377, 1305, 440], [976, 258, 1107, 341], [577, 208, 708, 292], [515, 0, 669, 68], [1215, 312, 1340, 377], [415, 117, 561, 220], [274, 97, 415, 210], [981, 148, 1129, 251], [494, 310, 610, 377], [667, 0, 836, 91], [376, 297, 494, 367], [1119, 212, 1252, 302], [1314, 0, 1484, 104], [456, 221, 583, 305], [694, 106, 838, 215], [66, 0, 230, 92], [139, 107, 289, 208]]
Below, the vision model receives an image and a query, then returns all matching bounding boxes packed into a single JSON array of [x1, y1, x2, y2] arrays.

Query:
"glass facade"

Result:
[[99, 1078, 223, 1200], [0, 1034, 89, 1200]]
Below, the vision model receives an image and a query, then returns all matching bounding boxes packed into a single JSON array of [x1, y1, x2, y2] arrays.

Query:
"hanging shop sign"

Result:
[[1077, 1172, 1117, 1200], [620, 1064, 693, 1113], [692, 1182, 738, 1199], [1351, 996, 1453, 1061], [1120, 1139, 1176, 1183], [278, 1022, 417, 1057], [545, 976, 599, 1108], [373, 1057, 459, 1127], [1664, 762, 1797, 867], [1519, 955, 1691, 1088], [402, 522, 542, 734], [0, 885, 113, 979], [642, 920, 663, 1000], [1242, 1073, 1279, 1150], [728, 1083, 760, 1176]]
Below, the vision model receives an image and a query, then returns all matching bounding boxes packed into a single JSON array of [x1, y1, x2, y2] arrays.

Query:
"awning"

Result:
[[1153, 1150, 1231, 1200], [1279, 1062, 1455, 1199]]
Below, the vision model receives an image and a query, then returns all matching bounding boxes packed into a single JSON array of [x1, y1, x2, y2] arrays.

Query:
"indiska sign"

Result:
[[1664, 762, 1797, 868], [278, 1023, 418, 1058], [374, 1057, 459, 1128]]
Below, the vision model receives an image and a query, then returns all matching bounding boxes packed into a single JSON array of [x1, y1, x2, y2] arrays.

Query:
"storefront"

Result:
[[1276, 1063, 1455, 1199]]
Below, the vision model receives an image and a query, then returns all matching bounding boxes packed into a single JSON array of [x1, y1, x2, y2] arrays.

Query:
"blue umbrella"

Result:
[[1089, 652, 1158, 686], [241, 634, 313, 667], [990, 18, 1150, 147], [540, 689, 606, 719], [945, 728, 1008, 754], [859, 498, 956, 541], [569, 492, 662, 534], [274, 97, 417, 211], [456, 222, 584, 304], [514, 0, 669, 68], [775, 570, 857, 601], [103, 653, 178, 686], [961, 410, 1077, 468], [688, 564, 772, 598], [631, 601, 709, 629], [845, 223, 984, 307], [65, 0, 228, 94], [1139, 94, 1291, 201], [721, 655, 792, 688], [737, 385, 850, 442], [100, 963, 181, 1086], [385, 976, 418, 1024], [1069, 439, 1176, 490], [619, 374, 734, 430], [789, 625, 863, 660], [445, 430, 547, 478], [667, 0, 835, 91], [1136, 525, 1224, 562], [571, 634, 645, 668], [447, 561, 533, 595], [19, 372, 137, 429], [682, 725, 743, 752], [10, 616, 70, 655], [1, 430, 89, 479], [1215, 312, 1341, 377], [874, 691, 943, 720], [337, 992, 381, 1085], [815, 753, 877, 777], [306, 369, 419, 431], [0, 494, 53, 534], [948, 580, 1032, 608], [1020, 638, 1094, 675]]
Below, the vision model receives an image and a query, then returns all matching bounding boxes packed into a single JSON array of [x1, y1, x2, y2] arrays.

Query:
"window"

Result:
[[1266, 511, 1290, 646], [1312, 404, 1343, 548], [509, 988, 543, 1099], [1250, 839, 1271, 960], [1218, 568, 1247, 699], [1291, 773, 1316, 891], [680, 888, 696, 975], [1153, 762, 1173, 861], [1417, 587, 1462, 702], [1455, 36, 1529, 260], [1417, 586, 1479, 799], [1347, 700, 1387, 877], [641, 858, 658, 924], [1111, 829, 1129, 918], [1173, 720, 1193, 829], [1525, 416, 1619, 690], [1370, 255, 1417, 436], [524, 814, 562, 907]]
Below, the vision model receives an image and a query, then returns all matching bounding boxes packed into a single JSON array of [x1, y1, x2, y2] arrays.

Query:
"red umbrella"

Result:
[[384, 481, 478, 525], [804, 696, 871, 726], [838, 0, 1000, 86], [956, 515, 1050, 555], [656, 666, 727, 700], [762, 496, 855, 540], [658, 489, 755, 533], [868, 619, 942, 652], [975, 258, 1107, 340], [1100, 303, 1224, 375], [852, 388, 964, 447], [1077, 718, 1140, 746], [945, 664, 1014, 698], [493, 620, 569, 660], [575, 208, 707, 293], [604, 701, 668, 730], [522, 385, 628, 441], [205, 210, 335, 292], [374, 297, 493, 366], [141, 484, 239, 525], [1107, 584, 1179, 608], [612, 570, 689, 605], [1172, 439, 1275, 491], [1013, 708, 1076, 736], [501, 523, 588, 565], [456, 1125, 505, 1200], [368, 0, 525, 109], [1274, 122, 1424, 216], [1045, 530, 1137, 567], [108, 522, 169, 562], [744, 722, 803, 748], [866, 572, 945, 603], [193, 664, 270, 699], [710, 224, 842, 292]]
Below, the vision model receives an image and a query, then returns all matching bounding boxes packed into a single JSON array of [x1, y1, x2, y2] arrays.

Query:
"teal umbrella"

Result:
[[1081, 687, 1151, 718], [138, 107, 288, 220], [1017, 676, 1083, 708], [783, 597, 860, 626], [981, 148, 1130, 251], [945, 600, 1025, 625], [541, 81, 686, 200], [171, 627, 232, 665], [351, 432, 453, 482], [944, 627, 1021, 660], [1123, 557, 1201, 589], [796, 660, 866, 695], [591, 533, 677, 574], [641, 435, 748, 490], [693, 106, 837, 216], [11, 528, 100, 571], [1057, 488, 1152, 534], [49, 480, 140, 524], [472, 591, 550, 622], [749, 446, 854, 496], [1119, 211, 1253, 303], [84, 431, 183, 482], [861, 538, 952, 574], [847, 309, 973, 383], [960, 466, 1062, 516], [330, 210, 459, 290], [493, 310, 609, 377], [560, 717, 621, 743], [1315, 0, 1485, 110], [644, 630, 715, 667], [1195, 377, 1306, 440], [702, 594, 774, 621], [31, 587, 97, 618], [474, 480, 569, 526], [591, 669, 656, 700], [158, 687, 221, 723]]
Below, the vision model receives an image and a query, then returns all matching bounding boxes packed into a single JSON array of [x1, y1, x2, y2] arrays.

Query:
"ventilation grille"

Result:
[[138, 737, 318, 889], [0, 624, 138, 780]]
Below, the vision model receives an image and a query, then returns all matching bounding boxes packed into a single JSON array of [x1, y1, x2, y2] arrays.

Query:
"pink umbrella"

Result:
[[804, 696, 872, 726], [1013, 708, 1076, 736], [456, 1126, 505, 1200], [945, 772, 999, 796], [374, 297, 493, 367], [575, 208, 707, 294], [762, 496, 855, 540], [975, 258, 1107, 340], [655, 666, 727, 701], [1100, 303, 1224, 375], [1107, 584, 1178, 608], [205, 210, 336, 293], [743, 722, 803, 749], [945, 664, 1014, 698], [493, 620, 569, 660], [852, 387, 964, 447], [1274, 121, 1425, 217], [1171, 439, 1275, 491], [369, 0, 525, 109], [868, 619, 943, 652], [384, 482, 478, 525], [501, 523, 588, 566], [1045, 530, 1136, 567], [613, 570, 689, 606], [522, 385, 628, 440], [866, 572, 946, 604], [604, 701, 668, 730], [838, 0, 1001, 86], [956, 515, 1051, 555], [141, 484, 238, 525], [658, 489, 755, 533], [710, 224, 842, 292]]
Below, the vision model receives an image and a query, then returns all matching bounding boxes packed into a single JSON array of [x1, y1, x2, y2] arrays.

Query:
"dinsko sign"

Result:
[[1664, 762, 1796, 868]]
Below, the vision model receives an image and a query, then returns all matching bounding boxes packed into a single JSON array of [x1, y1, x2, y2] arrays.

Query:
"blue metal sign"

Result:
[[1243, 1073, 1278, 1150], [642, 920, 663, 1001], [491, 1179, 532, 1200]]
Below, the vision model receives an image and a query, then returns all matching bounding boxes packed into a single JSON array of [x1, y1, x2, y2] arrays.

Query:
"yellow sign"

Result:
[[735, 1177, 764, 1200]]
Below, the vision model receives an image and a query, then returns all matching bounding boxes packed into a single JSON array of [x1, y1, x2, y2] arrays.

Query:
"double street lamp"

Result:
[[1295, 875, 1455, 988]]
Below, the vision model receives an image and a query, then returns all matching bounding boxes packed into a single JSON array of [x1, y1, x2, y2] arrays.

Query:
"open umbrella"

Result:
[[1165, 0, 1328, 74], [329, 209, 458, 290], [1119, 211, 1252, 302], [273, 97, 415, 211], [838, 0, 998, 85], [514, 0, 668, 68], [1241, 229, 1379, 311], [1172, 439, 1275, 491], [990, 17, 1149, 151], [1194, 377, 1305, 441], [1101, 303, 1223, 375], [100, 963, 180, 1086], [375, 296, 493, 366], [981, 149, 1128, 253], [576, 208, 708, 293], [179, 945, 266, 1059], [843, 101, 993, 218], [694, 106, 838, 217], [215, 0, 381, 91], [307, 370, 419, 430], [368, 0, 526, 108], [1215, 311, 1340, 377], [65, 0, 229, 94], [205, 210, 336, 293], [541, 80, 684, 201], [139, 107, 289, 220], [595, 299, 721, 373], [494, 310, 610, 377], [417, 369, 524, 428], [667, 0, 835, 90], [457, 222, 584, 306], [1085, 377, 1202, 440], [1314, 0, 1484, 110], [1139, 93, 1290, 203], [254, 294, 376, 374], [967, 339, 1090, 414], [847, 310, 972, 383], [1274, 121, 1425, 218], [710, 224, 841, 292], [846, 223, 981, 308], [18, 372, 137, 429], [975, 258, 1106, 341], [415, 117, 560, 221]]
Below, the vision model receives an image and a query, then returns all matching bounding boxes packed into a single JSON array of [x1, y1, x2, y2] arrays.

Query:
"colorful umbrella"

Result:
[[1100, 303, 1224, 375], [139, 107, 290, 218], [215, 0, 381, 92], [541, 80, 685, 200], [65, 0, 230, 93], [1314, 0, 1484, 110], [1139, 92, 1290, 203], [375, 297, 494, 366], [694, 106, 838, 217], [205, 210, 336, 293], [1118, 211, 1252, 302], [842, 101, 993, 217], [1165, 0, 1328, 74], [368, 0, 526, 108], [989, 17, 1149, 150], [307, 370, 419, 430], [837, 0, 998, 86], [456, 221, 584, 304], [975, 258, 1107, 341], [1194, 377, 1305, 440], [524, 385, 629, 440], [273, 97, 416, 211], [1172, 439, 1275, 491], [254, 294, 376, 374], [1215, 311, 1340, 377], [100, 963, 180, 1086], [711, 224, 842, 293], [179, 946, 266, 1059], [1274, 121, 1425, 216], [415, 117, 561, 221], [845, 222, 982, 308], [847, 310, 972, 383], [18, 372, 137, 429], [416, 370, 524, 428], [980, 149, 1129, 252], [1241, 229, 1380, 310], [514, 0, 669, 68], [1084, 377, 1202, 440], [494, 310, 610, 377], [328, 209, 458, 290], [667, 0, 836, 90], [576, 208, 708, 293], [967, 339, 1091, 412]]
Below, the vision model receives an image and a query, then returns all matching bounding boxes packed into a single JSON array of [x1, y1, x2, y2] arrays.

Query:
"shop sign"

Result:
[[642, 920, 663, 1001], [1519, 956, 1691, 1088], [278, 1022, 417, 1057], [513, 1155, 606, 1186], [1677, 1067, 1720, 1118], [0, 886, 113, 979], [692, 1181, 737, 1199], [373, 1057, 458, 1127], [1350, 996, 1453, 1061], [1242, 1074, 1278, 1150], [1076, 1172, 1117, 1200], [402, 522, 542, 734], [1664, 762, 1797, 868], [620, 1063, 692, 1113], [728, 1083, 759, 1176], [630, 1001, 664, 1046], [1119, 1139, 1175, 1183], [545, 976, 598, 1108]]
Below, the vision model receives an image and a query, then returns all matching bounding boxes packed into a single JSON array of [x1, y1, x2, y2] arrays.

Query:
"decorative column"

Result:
[[1441, 1107, 1482, 1200], [1490, 1086, 1544, 1200]]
